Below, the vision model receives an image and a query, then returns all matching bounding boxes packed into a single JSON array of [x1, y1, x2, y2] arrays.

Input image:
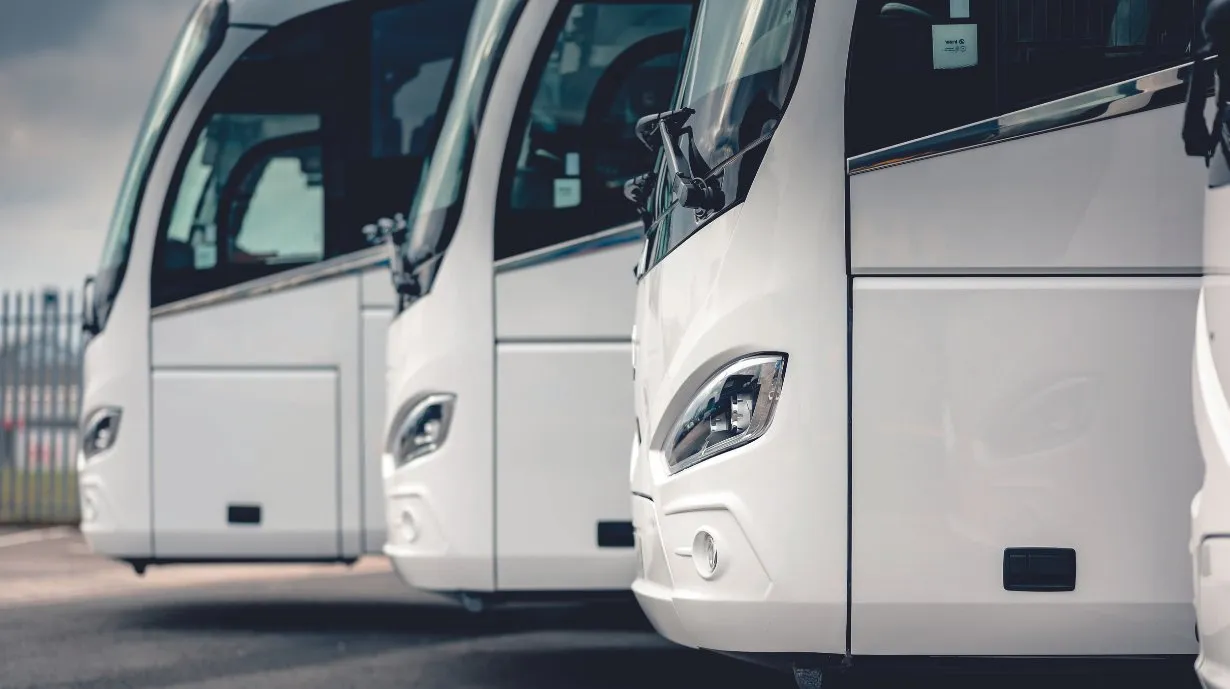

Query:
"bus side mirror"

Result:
[[81, 275, 99, 336], [1187, 0, 1230, 160]]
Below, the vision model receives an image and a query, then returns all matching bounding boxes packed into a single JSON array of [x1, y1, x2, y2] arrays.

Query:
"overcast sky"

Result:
[[0, 0, 198, 294]]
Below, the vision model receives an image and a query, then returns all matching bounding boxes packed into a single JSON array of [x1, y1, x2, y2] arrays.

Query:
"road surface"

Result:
[[0, 529, 1204, 689]]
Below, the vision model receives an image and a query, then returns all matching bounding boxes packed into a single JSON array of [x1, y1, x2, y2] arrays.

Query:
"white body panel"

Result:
[[851, 277, 1198, 655], [632, 2, 1204, 663], [383, 0, 639, 596], [151, 368, 340, 557], [850, 106, 1202, 274], [1194, 142, 1230, 687], [494, 242, 640, 590], [79, 0, 397, 566]]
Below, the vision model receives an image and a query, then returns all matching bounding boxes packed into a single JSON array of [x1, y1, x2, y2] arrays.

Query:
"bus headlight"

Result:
[[664, 354, 786, 474], [81, 407, 122, 460], [386, 392, 456, 469]]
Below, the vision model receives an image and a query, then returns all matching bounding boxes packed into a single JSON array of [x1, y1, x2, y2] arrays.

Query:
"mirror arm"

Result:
[[657, 124, 720, 213], [386, 227, 421, 300], [81, 275, 99, 336]]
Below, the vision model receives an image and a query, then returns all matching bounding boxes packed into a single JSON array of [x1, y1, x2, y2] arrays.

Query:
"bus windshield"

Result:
[[93, 0, 227, 327], [399, 0, 525, 282], [674, 0, 811, 177]]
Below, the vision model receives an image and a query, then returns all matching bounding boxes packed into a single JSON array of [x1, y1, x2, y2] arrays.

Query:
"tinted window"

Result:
[[400, 0, 527, 276], [160, 114, 323, 275], [359, 2, 477, 246], [496, 2, 692, 260], [847, 0, 1194, 157], [150, 0, 479, 307]]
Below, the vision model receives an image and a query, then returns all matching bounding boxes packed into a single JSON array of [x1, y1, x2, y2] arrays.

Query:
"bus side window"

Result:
[[161, 114, 323, 275], [151, 7, 335, 308], [846, 0, 1193, 158], [494, 2, 692, 261]]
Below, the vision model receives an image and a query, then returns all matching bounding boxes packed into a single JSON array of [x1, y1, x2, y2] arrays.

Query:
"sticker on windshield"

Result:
[[553, 178, 581, 209], [932, 24, 978, 70], [565, 152, 580, 177], [949, 0, 970, 18]]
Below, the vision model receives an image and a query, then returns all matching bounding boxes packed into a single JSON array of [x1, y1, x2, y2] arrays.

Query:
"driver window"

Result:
[[151, 5, 334, 307], [161, 113, 322, 273], [495, 2, 692, 261]]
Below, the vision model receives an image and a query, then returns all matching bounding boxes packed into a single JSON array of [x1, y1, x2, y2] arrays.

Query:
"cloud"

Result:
[[0, 0, 198, 292]]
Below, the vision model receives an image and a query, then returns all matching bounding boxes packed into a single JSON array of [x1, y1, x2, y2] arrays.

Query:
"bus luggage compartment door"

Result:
[[150, 368, 341, 559]]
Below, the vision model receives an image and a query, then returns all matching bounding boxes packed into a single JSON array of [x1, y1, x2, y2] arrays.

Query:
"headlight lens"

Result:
[[81, 406, 122, 460], [386, 392, 455, 468], [664, 353, 786, 474]]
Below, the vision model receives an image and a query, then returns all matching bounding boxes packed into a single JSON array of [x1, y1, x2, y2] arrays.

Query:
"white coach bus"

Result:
[[382, 0, 692, 608], [629, 0, 1206, 685], [77, 0, 489, 572], [1185, 0, 1230, 687]]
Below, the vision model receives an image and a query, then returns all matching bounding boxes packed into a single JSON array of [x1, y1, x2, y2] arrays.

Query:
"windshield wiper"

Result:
[[634, 107, 723, 214]]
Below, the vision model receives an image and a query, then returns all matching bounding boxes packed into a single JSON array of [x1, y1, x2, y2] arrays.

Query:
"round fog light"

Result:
[[398, 508, 418, 543], [693, 529, 719, 579]]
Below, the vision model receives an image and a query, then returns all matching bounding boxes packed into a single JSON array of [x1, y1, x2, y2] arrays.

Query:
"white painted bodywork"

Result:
[[1194, 137, 1230, 688], [632, 2, 1204, 662], [78, 0, 395, 565], [382, 0, 639, 596]]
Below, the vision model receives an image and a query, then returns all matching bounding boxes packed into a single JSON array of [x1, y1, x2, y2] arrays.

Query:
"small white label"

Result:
[[932, 24, 978, 70], [949, 0, 970, 19], [553, 178, 581, 208], [564, 152, 580, 176]]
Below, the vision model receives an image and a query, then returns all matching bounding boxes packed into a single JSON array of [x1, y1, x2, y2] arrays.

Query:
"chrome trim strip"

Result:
[[853, 266, 1201, 277], [847, 61, 1194, 176], [150, 245, 389, 318], [493, 221, 644, 274]]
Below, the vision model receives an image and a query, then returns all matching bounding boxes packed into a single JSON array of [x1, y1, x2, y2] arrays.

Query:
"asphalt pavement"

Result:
[[0, 530, 1206, 689]]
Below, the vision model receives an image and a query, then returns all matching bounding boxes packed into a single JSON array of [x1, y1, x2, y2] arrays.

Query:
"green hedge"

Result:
[[0, 468, 80, 524]]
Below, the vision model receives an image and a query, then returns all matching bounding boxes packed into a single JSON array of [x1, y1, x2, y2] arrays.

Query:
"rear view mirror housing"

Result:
[[81, 275, 99, 336]]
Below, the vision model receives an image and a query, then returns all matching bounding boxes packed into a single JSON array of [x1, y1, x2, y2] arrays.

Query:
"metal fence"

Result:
[[0, 288, 84, 525]]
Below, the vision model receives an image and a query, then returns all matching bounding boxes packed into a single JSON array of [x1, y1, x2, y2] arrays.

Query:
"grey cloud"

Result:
[[0, 1, 111, 61], [0, 0, 199, 291]]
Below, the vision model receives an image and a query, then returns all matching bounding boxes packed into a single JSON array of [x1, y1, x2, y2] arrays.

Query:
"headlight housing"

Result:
[[385, 392, 456, 469], [81, 406, 122, 460], [664, 353, 787, 474]]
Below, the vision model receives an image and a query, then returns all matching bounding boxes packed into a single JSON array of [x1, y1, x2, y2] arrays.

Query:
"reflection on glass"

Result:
[[402, 0, 525, 268], [93, 0, 225, 321]]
